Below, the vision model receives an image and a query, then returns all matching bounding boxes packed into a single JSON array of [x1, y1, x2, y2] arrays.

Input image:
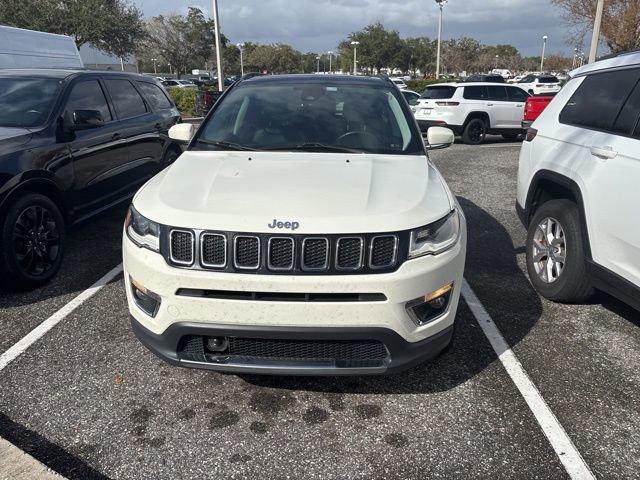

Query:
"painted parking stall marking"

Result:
[[461, 279, 596, 480], [0, 264, 123, 373]]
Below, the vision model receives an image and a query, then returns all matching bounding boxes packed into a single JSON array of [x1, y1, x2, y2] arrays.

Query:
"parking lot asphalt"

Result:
[[1, 138, 638, 479]]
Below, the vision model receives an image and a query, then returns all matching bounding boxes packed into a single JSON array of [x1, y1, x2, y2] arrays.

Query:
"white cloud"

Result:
[[133, 0, 576, 56]]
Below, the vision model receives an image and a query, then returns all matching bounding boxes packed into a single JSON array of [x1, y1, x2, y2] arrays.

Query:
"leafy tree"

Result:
[[552, 0, 640, 54], [404, 37, 436, 76], [0, 0, 145, 57], [141, 8, 227, 77], [244, 44, 303, 74], [342, 23, 405, 73]]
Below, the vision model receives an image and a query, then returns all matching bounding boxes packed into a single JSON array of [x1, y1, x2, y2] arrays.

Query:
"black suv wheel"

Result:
[[462, 118, 487, 145], [525, 199, 593, 302], [0, 193, 66, 289]]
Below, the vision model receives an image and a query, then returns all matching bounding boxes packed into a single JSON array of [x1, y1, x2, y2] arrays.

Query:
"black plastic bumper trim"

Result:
[[175, 288, 387, 302], [130, 316, 453, 376]]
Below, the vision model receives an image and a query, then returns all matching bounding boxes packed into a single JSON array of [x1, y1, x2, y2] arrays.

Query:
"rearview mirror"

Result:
[[71, 110, 104, 130], [425, 126, 455, 150], [168, 123, 195, 143]]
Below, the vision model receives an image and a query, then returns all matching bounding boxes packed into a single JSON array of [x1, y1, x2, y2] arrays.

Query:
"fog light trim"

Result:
[[406, 282, 454, 326], [130, 277, 161, 318]]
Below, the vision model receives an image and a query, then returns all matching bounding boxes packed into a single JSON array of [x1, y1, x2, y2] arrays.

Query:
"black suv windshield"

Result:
[[0, 78, 61, 128], [193, 79, 423, 155]]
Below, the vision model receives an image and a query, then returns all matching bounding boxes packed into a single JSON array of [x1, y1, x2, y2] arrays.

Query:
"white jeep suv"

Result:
[[123, 75, 467, 375], [517, 51, 640, 311], [517, 74, 562, 96], [413, 83, 530, 144]]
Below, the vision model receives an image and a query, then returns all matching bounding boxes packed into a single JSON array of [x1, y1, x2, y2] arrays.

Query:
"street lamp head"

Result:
[[236, 42, 244, 48], [350, 41, 360, 46], [435, 0, 448, 5], [543, 35, 548, 40]]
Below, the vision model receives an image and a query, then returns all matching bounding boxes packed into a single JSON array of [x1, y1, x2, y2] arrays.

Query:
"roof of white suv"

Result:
[[571, 50, 640, 77], [427, 82, 520, 88]]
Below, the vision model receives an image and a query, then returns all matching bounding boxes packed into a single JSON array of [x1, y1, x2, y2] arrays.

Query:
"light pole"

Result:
[[588, 0, 604, 63], [572, 48, 578, 69], [495, 55, 499, 69], [435, 0, 447, 79], [212, 0, 224, 91], [328, 51, 333, 73], [237, 43, 245, 76], [350, 41, 359, 75], [540, 35, 548, 72], [316, 55, 321, 73], [151, 58, 157, 74]]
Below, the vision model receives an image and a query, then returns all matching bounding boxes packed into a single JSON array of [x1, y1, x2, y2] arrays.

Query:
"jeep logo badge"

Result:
[[268, 219, 300, 231]]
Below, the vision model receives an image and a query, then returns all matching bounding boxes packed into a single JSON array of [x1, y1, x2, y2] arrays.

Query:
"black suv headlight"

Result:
[[408, 210, 461, 258], [125, 206, 160, 252]]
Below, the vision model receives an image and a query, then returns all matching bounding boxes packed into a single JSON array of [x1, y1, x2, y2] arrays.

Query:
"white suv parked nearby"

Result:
[[517, 51, 640, 312], [123, 75, 467, 375], [413, 83, 530, 144], [517, 74, 562, 96]]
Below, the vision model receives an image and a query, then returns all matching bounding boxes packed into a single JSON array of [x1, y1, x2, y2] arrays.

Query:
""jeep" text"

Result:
[[268, 219, 300, 231]]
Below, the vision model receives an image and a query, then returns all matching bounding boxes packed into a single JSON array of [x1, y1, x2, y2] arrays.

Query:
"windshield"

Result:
[[0, 78, 61, 128], [193, 80, 423, 155], [421, 86, 456, 99]]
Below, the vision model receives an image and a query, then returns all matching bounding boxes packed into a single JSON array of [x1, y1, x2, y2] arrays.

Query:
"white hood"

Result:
[[134, 151, 453, 234]]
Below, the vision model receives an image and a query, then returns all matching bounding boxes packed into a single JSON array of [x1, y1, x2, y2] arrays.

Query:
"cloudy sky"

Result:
[[133, 0, 577, 57]]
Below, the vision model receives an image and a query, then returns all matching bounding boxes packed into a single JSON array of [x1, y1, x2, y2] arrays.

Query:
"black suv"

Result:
[[0, 69, 181, 288], [465, 74, 505, 83]]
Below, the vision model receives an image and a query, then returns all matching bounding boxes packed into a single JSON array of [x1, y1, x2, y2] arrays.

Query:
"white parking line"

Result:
[[461, 279, 595, 480], [0, 264, 123, 372], [479, 143, 522, 148]]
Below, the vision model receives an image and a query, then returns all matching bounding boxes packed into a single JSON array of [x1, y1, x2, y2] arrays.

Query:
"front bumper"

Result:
[[123, 219, 466, 375], [131, 316, 454, 375]]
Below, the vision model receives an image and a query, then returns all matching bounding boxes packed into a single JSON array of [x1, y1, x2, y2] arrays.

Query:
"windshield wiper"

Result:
[[261, 143, 364, 153], [196, 139, 257, 151]]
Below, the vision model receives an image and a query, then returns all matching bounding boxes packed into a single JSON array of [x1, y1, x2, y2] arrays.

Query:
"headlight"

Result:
[[408, 210, 460, 258], [125, 206, 160, 252]]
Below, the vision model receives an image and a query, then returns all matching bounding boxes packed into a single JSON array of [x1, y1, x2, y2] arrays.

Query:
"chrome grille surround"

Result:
[[335, 237, 364, 271], [169, 229, 195, 266], [369, 235, 399, 269], [301, 237, 330, 271], [267, 237, 295, 271], [200, 233, 227, 268], [234, 235, 261, 270]]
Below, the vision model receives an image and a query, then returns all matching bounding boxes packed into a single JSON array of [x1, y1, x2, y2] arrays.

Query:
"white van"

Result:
[[0, 25, 83, 69]]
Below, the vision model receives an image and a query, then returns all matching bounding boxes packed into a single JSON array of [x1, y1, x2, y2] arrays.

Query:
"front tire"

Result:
[[525, 199, 593, 303], [0, 193, 66, 289], [462, 118, 487, 145]]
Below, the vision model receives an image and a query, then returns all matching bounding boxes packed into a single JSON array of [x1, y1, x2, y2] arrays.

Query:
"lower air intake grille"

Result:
[[227, 337, 387, 362], [170, 230, 194, 265]]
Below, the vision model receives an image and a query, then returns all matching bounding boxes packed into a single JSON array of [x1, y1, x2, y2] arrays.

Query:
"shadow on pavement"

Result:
[[241, 197, 543, 394], [0, 413, 111, 480]]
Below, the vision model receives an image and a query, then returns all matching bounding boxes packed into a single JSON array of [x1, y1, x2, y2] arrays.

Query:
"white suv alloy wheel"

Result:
[[532, 217, 566, 284]]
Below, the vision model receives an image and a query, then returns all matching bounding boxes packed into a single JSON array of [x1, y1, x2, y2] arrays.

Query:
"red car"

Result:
[[522, 95, 555, 128]]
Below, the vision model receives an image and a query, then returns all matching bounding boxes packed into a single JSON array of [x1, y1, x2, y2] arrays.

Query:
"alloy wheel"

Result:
[[12, 205, 61, 276], [531, 216, 566, 283]]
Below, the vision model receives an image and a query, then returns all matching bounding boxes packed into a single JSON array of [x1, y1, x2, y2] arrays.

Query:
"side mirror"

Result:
[[425, 126, 455, 150], [168, 123, 195, 143], [71, 110, 104, 130]]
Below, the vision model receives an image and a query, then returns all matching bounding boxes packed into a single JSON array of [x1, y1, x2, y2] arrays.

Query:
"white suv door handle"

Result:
[[589, 146, 618, 160]]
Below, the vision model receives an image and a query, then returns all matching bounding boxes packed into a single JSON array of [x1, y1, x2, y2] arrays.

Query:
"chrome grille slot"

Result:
[[370, 235, 398, 269], [169, 230, 194, 265], [301, 238, 329, 271], [201, 233, 227, 268], [268, 237, 294, 271], [336, 237, 364, 271], [234, 236, 260, 269]]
